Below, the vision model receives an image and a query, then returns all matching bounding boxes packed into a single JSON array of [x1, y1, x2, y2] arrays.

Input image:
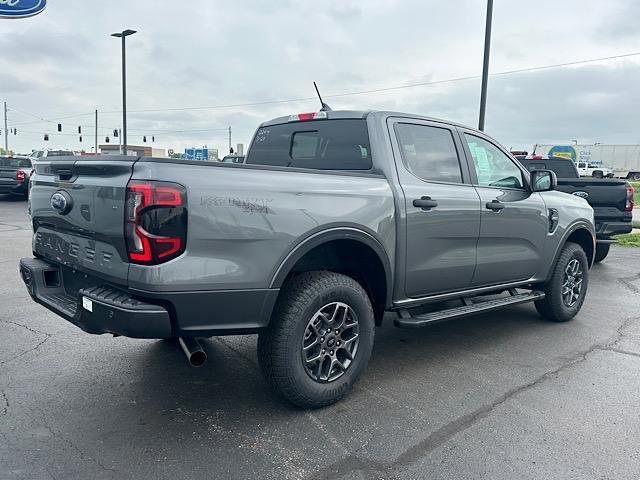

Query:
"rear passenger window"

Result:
[[395, 123, 463, 183]]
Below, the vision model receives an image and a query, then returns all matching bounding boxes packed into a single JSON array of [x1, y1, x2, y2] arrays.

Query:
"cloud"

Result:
[[1, 0, 639, 154]]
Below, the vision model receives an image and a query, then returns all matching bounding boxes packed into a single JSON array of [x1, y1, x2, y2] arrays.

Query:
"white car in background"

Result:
[[576, 161, 614, 178], [29, 149, 77, 160]]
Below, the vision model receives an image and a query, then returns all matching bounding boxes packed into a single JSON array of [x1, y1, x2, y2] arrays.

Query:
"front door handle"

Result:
[[413, 196, 438, 210], [486, 200, 505, 211]]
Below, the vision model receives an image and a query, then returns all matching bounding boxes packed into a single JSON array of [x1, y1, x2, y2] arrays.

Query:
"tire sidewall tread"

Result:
[[535, 242, 589, 322], [258, 271, 374, 409]]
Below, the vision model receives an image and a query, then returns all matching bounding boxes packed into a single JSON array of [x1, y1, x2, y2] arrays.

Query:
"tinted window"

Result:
[[246, 119, 371, 170], [464, 134, 524, 189], [523, 160, 577, 178], [221, 156, 244, 164], [47, 150, 74, 157], [0, 157, 31, 168], [395, 123, 462, 183]]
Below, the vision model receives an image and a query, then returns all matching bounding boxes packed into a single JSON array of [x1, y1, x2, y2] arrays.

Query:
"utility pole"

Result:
[[3, 102, 8, 154], [119, 128, 122, 154], [228, 126, 232, 153], [111, 29, 137, 155], [94, 109, 98, 155], [478, 0, 493, 131]]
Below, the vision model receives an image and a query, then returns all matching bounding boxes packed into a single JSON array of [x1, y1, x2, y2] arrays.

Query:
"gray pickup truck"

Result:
[[20, 110, 595, 408]]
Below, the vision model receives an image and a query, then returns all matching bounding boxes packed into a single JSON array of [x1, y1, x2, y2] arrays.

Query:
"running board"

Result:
[[394, 290, 545, 328]]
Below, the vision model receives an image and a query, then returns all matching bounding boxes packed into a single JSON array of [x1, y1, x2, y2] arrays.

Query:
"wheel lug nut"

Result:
[[330, 350, 334, 355], [320, 337, 324, 342], [337, 341, 341, 346], [322, 349, 326, 354]]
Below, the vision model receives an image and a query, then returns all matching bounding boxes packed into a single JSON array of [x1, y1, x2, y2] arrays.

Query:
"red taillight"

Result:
[[625, 185, 635, 211], [531, 155, 543, 160], [125, 181, 187, 264], [288, 111, 328, 122], [16, 170, 25, 183]]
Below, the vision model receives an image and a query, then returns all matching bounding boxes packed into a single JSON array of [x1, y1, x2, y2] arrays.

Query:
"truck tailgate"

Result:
[[30, 157, 136, 284], [555, 178, 629, 212]]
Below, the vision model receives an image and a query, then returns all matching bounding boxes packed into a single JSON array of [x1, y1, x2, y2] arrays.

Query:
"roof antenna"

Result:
[[313, 82, 332, 111]]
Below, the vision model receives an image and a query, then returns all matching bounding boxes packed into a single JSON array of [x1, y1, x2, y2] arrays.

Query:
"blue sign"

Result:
[[0, 0, 47, 19], [547, 145, 577, 161], [185, 148, 209, 161]]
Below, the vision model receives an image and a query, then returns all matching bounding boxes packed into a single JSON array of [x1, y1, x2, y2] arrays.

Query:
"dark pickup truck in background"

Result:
[[0, 155, 33, 198], [517, 156, 634, 263]]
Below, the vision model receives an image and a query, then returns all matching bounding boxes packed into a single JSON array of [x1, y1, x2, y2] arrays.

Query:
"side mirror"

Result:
[[531, 169, 557, 192]]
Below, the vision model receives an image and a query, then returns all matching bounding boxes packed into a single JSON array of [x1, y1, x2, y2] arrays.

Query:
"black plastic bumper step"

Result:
[[19, 257, 172, 338], [395, 290, 545, 328]]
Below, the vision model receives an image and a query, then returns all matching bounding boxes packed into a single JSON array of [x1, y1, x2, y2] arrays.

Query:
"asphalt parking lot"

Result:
[[1, 196, 640, 480]]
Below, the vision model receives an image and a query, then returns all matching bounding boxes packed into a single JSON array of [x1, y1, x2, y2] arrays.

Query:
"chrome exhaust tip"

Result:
[[178, 337, 207, 367]]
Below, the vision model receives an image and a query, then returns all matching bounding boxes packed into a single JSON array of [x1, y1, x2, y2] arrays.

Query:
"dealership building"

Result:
[[99, 144, 166, 157]]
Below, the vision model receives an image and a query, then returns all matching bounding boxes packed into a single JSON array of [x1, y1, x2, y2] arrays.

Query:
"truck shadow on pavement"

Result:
[[130, 304, 565, 415]]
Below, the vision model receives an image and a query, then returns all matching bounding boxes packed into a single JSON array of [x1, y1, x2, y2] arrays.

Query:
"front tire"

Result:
[[535, 242, 589, 322], [594, 243, 610, 263], [258, 271, 375, 409]]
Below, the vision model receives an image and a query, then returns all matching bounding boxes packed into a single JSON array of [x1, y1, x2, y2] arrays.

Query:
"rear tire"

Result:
[[631, 172, 640, 181], [535, 242, 589, 322], [258, 271, 375, 409], [594, 243, 610, 263]]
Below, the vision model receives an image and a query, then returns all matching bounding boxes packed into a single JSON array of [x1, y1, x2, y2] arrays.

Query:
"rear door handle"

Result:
[[486, 200, 505, 211], [413, 196, 438, 210]]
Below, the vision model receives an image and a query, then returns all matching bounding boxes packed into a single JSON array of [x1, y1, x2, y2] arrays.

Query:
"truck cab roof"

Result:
[[259, 109, 478, 132]]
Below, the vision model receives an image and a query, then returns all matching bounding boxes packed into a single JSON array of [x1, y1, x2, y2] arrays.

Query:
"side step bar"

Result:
[[395, 290, 545, 329]]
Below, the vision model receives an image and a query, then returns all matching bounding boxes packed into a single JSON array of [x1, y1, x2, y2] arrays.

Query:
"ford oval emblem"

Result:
[[0, 0, 47, 19], [50, 191, 72, 215], [572, 191, 589, 199]]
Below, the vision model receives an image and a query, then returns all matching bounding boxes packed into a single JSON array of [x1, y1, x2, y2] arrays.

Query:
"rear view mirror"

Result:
[[531, 170, 557, 192]]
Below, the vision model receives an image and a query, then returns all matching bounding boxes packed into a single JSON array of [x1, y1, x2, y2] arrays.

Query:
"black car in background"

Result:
[[0, 155, 32, 199]]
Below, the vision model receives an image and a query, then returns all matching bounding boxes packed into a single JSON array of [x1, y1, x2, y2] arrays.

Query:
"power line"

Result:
[[6, 108, 96, 127], [6, 107, 232, 135], [95, 51, 640, 114], [7, 50, 640, 124], [14, 127, 236, 137]]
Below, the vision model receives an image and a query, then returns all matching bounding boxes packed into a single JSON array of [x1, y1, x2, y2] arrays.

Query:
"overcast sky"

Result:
[[2, 0, 640, 154]]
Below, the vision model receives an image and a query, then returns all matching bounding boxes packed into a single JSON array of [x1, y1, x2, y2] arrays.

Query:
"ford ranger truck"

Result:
[[20, 110, 596, 408]]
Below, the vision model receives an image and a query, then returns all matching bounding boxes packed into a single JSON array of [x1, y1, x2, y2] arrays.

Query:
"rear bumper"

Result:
[[0, 182, 27, 195], [19, 257, 279, 338], [595, 220, 633, 241], [20, 257, 172, 338]]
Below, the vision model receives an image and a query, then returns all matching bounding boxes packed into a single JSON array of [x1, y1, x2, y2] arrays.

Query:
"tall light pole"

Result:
[[3, 102, 8, 154], [111, 29, 136, 155], [478, 0, 493, 131]]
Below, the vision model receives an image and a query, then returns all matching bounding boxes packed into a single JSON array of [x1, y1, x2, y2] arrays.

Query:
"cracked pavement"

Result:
[[1, 195, 640, 480]]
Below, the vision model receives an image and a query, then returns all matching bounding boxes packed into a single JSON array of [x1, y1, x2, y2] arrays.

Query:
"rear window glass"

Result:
[[524, 160, 577, 178], [47, 150, 74, 157], [0, 157, 31, 168], [221, 156, 244, 164], [246, 119, 371, 170]]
